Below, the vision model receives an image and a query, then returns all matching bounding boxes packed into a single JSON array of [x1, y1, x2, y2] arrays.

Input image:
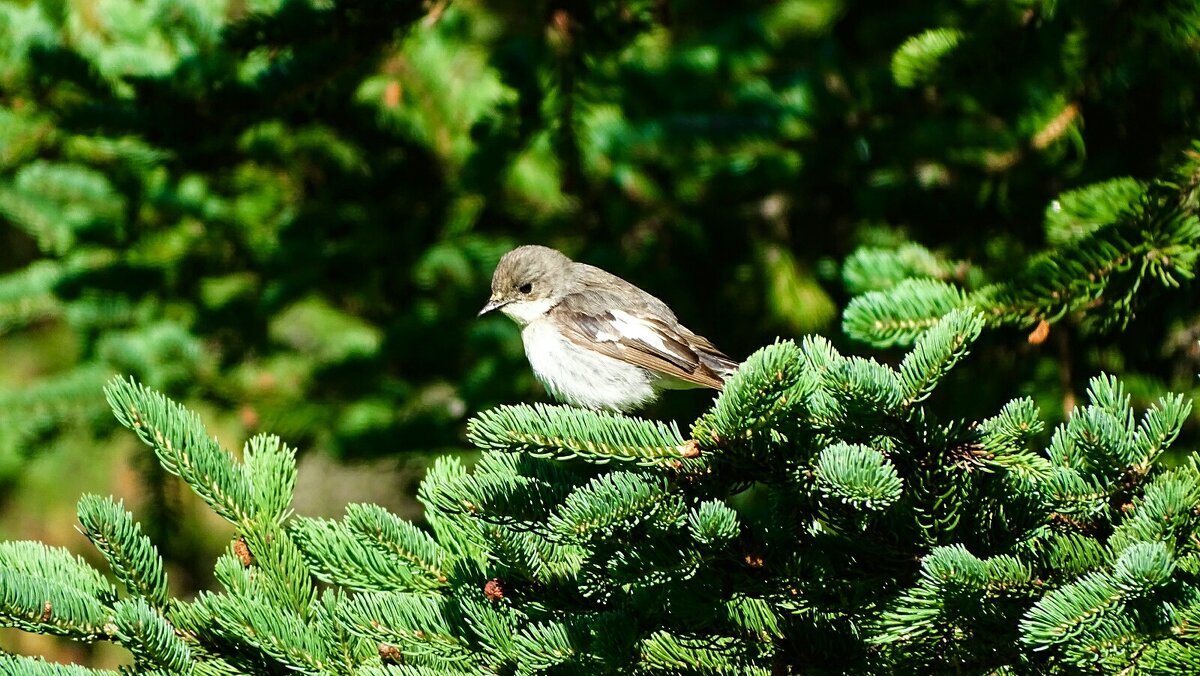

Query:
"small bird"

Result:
[[479, 245, 738, 411]]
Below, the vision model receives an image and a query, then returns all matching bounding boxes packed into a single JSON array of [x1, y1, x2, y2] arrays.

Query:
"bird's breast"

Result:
[[521, 320, 658, 411]]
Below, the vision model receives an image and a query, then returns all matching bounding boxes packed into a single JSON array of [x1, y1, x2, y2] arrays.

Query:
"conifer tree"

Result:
[[4, 306, 1200, 672]]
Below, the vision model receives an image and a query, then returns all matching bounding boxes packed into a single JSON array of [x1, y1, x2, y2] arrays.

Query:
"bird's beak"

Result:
[[478, 297, 507, 316]]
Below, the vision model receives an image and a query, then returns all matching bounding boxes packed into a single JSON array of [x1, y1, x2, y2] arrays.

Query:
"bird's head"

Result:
[[479, 245, 573, 326]]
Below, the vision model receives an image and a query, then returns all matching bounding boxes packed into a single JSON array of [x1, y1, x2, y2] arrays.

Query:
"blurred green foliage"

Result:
[[0, 0, 1198, 486]]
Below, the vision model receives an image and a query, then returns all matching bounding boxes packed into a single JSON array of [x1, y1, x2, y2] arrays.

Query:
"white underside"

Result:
[[501, 297, 556, 326], [522, 319, 671, 411]]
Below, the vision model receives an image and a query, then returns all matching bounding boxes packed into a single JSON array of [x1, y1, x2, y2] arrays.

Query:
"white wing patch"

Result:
[[551, 302, 731, 389], [607, 310, 670, 352]]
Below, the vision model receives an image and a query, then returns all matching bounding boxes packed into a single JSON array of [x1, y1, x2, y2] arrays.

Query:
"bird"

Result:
[[479, 245, 738, 411]]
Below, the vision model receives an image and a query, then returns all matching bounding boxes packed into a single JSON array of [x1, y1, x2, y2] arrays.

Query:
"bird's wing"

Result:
[[551, 305, 733, 390]]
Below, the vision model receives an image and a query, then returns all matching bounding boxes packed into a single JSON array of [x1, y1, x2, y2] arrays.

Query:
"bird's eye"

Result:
[[519, 283, 533, 294]]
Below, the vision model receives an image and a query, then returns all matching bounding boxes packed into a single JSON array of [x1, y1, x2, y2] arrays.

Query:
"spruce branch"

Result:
[[312, 590, 366, 673], [637, 630, 770, 674], [691, 340, 809, 452], [1042, 467, 1110, 523], [793, 335, 847, 428], [0, 655, 119, 676], [340, 592, 474, 665], [190, 660, 249, 676], [1137, 641, 1200, 675], [1110, 542, 1175, 593], [1108, 469, 1200, 554], [1020, 570, 1127, 650], [480, 524, 562, 582], [503, 524, 587, 583], [449, 595, 521, 663], [896, 308, 984, 407], [1038, 532, 1108, 578], [891, 27, 965, 88], [813, 443, 904, 511], [877, 545, 1035, 647], [1048, 406, 1134, 478], [76, 494, 169, 609], [841, 244, 976, 295], [3, 330, 1199, 674], [291, 516, 445, 593], [467, 403, 690, 466], [103, 376, 254, 525], [844, 161, 1200, 349], [212, 550, 256, 599], [243, 433, 298, 524], [239, 521, 319, 619], [354, 667, 485, 676], [416, 456, 490, 561], [344, 504, 448, 586], [824, 356, 905, 421], [599, 536, 705, 589], [725, 596, 782, 640], [201, 590, 332, 674], [0, 180, 71, 254], [843, 278, 968, 348], [977, 398, 1052, 481], [978, 397, 1045, 451], [1131, 393, 1192, 470], [0, 541, 115, 604], [1039, 373, 1188, 497], [687, 500, 740, 548], [1063, 615, 1145, 672], [0, 259, 63, 333], [429, 452, 582, 526], [1045, 178, 1146, 245], [0, 569, 111, 640], [1018, 213, 1184, 328], [111, 597, 192, 674], [548, 472, 674, 541], [511, 620, 582, 671]]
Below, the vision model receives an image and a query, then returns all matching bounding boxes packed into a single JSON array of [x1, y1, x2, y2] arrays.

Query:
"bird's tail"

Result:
[[699, 349, 740, 386]]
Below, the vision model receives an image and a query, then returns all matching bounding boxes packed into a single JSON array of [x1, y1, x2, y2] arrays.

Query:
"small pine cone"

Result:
[[234, 536, 255, 567], [1027, 319, 1050, 345], [378, 643, 403, 665], [483, 578, 507, 602]]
